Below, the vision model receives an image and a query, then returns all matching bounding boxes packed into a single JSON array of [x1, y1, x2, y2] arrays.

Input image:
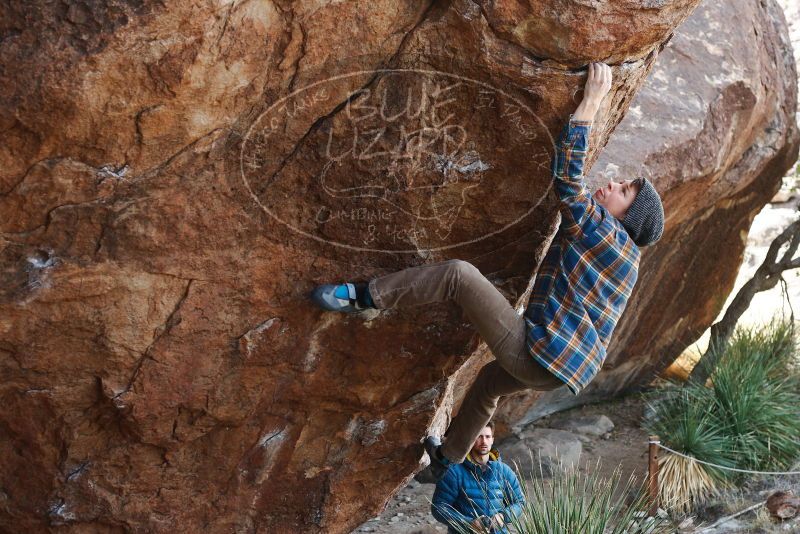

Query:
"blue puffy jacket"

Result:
[[431, 450, 524, 533]]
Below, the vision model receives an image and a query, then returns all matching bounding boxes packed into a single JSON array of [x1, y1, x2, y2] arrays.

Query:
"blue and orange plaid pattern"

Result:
[[523, 116, 641, 395]]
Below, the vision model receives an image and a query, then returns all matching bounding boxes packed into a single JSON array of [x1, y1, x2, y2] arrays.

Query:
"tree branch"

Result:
[[688, 206, 800, 384]]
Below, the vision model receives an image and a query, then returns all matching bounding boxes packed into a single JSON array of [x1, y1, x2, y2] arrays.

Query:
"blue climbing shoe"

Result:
[[311, 282, 375, 313], [423, 435, 451, 481]]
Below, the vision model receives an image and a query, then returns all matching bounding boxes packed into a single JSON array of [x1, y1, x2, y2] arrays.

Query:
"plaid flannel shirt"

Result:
[[523, 116, 640, 395]]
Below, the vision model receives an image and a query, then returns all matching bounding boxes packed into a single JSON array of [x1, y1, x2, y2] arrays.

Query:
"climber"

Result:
[[310, 62, 665, 481], [430, 421, 524, 534]]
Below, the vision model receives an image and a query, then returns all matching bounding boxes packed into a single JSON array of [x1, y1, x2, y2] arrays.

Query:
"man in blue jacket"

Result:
[[431, 422, 524, 533]]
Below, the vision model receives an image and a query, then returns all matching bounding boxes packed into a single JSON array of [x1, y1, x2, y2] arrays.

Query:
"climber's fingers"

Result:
[[584, 62, 611, 102]]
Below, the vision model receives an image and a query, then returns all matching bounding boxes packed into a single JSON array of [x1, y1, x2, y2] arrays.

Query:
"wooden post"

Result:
[[648, 435, 660, 517]]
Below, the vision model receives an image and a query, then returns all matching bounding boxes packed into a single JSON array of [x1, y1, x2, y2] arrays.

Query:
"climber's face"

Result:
[[593, 179, 640, 220]]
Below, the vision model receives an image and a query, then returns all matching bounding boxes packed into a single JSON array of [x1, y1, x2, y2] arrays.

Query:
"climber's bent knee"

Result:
[[445, 259, 482, 297]]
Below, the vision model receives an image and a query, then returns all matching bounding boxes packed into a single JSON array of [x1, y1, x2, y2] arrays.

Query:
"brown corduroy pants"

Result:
[[368, 259, 563, 463]]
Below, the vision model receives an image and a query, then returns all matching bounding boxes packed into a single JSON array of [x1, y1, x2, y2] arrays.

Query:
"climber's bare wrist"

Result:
[[572, 98, 601, 122]]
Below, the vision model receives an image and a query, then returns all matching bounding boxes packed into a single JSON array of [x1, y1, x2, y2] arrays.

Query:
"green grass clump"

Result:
[[509, 461, 671, 534]]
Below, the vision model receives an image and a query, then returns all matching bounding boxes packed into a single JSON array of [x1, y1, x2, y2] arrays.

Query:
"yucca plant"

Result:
[[656, 453, 717, 514], [511, 461, 671, 534], [709, 320, 800, 475], [644, 385, 738, 511], [645, 317, 800, 513]]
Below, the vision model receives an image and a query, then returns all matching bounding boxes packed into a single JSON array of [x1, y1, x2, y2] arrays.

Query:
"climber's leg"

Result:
[[368, 258, 563, 465], [368, 259, 523, 359], [441, 357, 561, 463], [440, 361, 526, 462]]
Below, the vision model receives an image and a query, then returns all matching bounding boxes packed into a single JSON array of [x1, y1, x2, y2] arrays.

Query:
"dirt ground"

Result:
[[543, 391, 651, 486]]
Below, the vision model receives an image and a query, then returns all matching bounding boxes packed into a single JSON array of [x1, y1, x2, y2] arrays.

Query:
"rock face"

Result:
[[6, 0, 788, 532], [499, 428, 583, 478], [493, 0, 800, 428], [551, 414, 614, 437]]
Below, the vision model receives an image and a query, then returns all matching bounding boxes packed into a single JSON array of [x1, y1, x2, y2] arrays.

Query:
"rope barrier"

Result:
[[649, 440, 800, 476]]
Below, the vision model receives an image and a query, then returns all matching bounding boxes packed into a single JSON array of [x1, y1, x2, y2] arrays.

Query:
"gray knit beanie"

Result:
[[621, 177, 664, 247]]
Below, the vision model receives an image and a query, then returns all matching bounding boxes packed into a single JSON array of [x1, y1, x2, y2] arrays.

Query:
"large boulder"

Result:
[[1, 1, 729, 532], [492, 0, 800, 428]]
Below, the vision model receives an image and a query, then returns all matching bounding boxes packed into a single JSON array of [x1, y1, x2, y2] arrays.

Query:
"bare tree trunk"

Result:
[[688, 213, 800, 384]]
